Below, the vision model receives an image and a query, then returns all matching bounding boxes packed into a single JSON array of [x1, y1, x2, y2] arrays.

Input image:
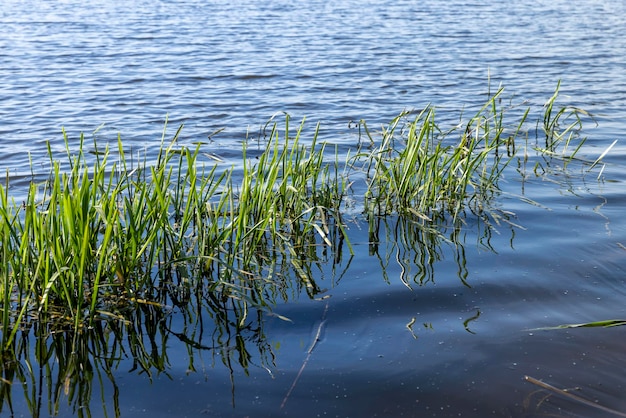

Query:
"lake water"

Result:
[[2, 0, 626, 417]]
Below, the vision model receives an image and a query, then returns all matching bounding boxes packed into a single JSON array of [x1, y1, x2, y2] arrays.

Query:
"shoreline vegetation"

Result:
[[0, 84, 604, 415]]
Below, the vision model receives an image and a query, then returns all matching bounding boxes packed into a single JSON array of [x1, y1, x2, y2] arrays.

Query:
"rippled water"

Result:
[[2, 0, 626, 417], [3, 0, 625, 168]]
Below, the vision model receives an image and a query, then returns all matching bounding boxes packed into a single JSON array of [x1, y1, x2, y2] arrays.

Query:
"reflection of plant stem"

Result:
[[280, 301, 329, 410], [462, 309, 481, 334], [406, 317, 418, 339]]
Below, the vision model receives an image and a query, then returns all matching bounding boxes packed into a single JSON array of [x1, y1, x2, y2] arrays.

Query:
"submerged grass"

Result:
[[0, 84, 594, 351]]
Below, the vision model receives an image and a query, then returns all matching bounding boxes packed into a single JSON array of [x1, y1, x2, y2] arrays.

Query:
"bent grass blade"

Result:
[[588, 139, 617, 171], [529, 319, 626, 331]]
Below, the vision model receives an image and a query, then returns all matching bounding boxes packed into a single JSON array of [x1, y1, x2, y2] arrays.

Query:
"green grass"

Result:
[[0, 83, 602, 417], [0, 115, 352, 350], [355, 87, 520, 222], [0, 83, 593, 351], [539, 80, 593, 159]]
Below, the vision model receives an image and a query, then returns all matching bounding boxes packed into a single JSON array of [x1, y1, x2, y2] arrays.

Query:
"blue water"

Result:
[[2, 0, 626, 417], [2, 0, 625, 168]]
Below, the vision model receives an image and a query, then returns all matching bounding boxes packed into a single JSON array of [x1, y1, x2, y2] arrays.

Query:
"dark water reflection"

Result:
[[4, 168, 626, 417], [0, 210, 506, 417]]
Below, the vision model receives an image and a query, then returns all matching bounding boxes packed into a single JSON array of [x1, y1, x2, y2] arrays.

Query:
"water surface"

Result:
[[2, 1, 626, 417]]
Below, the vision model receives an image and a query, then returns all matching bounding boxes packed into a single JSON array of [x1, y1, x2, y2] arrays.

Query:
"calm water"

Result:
[[2, 0, 626, 417]]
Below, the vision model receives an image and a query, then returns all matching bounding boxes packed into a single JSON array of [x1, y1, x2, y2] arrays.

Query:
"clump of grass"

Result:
[[0, 83, 593, 351], [0, 116, 351, 349], [350, 83, 593, 230], [538, 80, 595, 160], [353, 87, 530, 224]]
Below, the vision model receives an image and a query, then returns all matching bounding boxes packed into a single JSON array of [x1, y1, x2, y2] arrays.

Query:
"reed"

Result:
[[0, 115, 354, 349], [0, 84, 601, 417], [0, 84, 593, 351], [539, 80, 594, 160], [354, 87, 526, 224]]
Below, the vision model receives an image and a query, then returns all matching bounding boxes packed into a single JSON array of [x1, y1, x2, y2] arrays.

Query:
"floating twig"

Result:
[[524, 375, 626, 417], [280, 301, 329, 409]]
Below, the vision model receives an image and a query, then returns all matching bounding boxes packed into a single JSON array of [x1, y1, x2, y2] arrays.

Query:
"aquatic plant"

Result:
[[539, 80, 593, 159], [0, 84, 598, 416], [0, 84, 594, 346], [351, 83, 593, 234], [354, 88, 519, 222], [0, 115, 350, 351]]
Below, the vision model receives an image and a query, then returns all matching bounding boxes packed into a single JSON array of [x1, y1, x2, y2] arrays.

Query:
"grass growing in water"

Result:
[[0, 85, 592, 351], [0, 115, 351, 349], [356, 88, 524, 221]]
